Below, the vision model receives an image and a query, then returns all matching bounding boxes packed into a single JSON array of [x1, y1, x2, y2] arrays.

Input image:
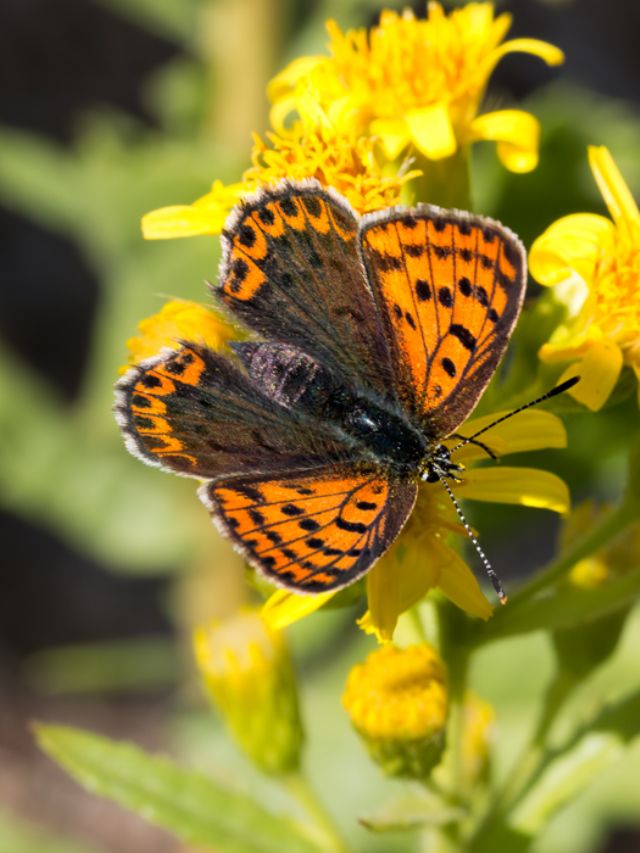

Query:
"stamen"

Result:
[[438, 475, 507, 604]]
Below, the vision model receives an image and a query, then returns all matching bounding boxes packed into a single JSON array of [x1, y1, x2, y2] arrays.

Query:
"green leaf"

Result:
[[359, 792, 464, 832], [35, 725, 320, 853]]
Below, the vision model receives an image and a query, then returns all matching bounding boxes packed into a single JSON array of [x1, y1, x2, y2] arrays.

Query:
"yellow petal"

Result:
[[362, 548, 440, 643], [458, 467, 570, 514], [262, 589, 335, 631], [453, 409, 567, 464], [141, 204, 228, 239], [370, 118, 412, 161], [529, 213, 615, 286], [437, 546, 493, 620], [405, 103, 457, 160], [588, 145, 640, 230], [487, 38, 565, 73], [267, 55, 324, 103], [556, 340, 623, 411], [470, 110, 540, 173]]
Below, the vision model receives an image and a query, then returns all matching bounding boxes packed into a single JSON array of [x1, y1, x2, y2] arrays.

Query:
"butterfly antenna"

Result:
[[450, 376, 580, 455], [438, 475, 507, 605]]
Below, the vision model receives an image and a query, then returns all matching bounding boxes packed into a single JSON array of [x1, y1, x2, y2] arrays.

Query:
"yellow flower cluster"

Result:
[[142, 2, 563, 241], [530, 147, 640, 409], [271, 3, 563, 171]]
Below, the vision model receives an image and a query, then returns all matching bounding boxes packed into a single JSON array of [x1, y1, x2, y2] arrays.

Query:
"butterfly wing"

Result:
[[358, 207, 526, 437], [114, 343, 351, 479], [217, 179, 392, 398], [201, 468, 417, 592]]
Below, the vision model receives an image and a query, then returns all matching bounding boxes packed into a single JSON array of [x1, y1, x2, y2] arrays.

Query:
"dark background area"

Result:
[[1, 1, 638, 850]]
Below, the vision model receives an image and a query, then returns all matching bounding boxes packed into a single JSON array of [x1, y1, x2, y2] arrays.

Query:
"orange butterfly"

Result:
[[115, 180, 532, 598]]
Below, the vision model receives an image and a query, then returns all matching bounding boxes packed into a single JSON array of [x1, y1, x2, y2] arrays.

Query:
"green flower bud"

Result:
[[193, 609, 304, 775]]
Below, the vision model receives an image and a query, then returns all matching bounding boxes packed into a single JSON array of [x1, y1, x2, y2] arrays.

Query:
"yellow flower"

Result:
[[264, 408, 570, 642], [193, 609, 304, 775], [530, 146, 640, 410], [269, 3, 563, 172], [342, 644, 448, 778], [124, 299, 235, 367], [141, 124, 417, 240]]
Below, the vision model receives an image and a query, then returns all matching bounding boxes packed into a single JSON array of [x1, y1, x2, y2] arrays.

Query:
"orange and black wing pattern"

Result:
[[218, 180, 392, 399], [114, 343, 351, 480], [201, 469, 417, 592], [359, 207, 526, 436]]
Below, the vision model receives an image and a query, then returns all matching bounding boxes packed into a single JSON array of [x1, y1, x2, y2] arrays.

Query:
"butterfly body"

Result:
[[116, 180, 526, 594]]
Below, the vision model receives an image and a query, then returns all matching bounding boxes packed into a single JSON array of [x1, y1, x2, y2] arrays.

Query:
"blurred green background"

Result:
[[1, 0, 639, 850]]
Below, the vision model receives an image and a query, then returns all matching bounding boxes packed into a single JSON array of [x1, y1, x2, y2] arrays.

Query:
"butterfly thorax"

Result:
[[234, 341, 428, 476]]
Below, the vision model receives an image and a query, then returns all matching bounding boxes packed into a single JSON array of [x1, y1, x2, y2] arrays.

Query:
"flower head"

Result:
[[342, 644, 448, 778], [461, 692, 495, 787], [125, 299, 235, 367], [270, 2, 563, 171], [264, 408, 570, 642], [193, 609, 304, 775], [530, 146, 640, 409]]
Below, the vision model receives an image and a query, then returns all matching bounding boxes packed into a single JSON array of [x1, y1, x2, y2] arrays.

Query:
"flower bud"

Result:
[[193, 609, 303, 776], [342, 644, 448, 779]]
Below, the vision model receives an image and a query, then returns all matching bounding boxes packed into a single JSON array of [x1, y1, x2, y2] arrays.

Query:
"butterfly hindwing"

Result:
[[201, 468, 418, 592], [218, 180, 393, 398], [359, 207, 526, 436], [115, 343, 351, 479]]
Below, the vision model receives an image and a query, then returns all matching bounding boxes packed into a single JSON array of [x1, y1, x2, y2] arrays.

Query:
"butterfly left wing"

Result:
[[200, 468, 417, 593], [359, 207, 526, 436], [115, 342, 352, 480]]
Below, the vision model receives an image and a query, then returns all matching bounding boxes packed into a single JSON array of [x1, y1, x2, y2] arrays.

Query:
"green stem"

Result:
[[469, 671, 575, 847], [410, 147, 472, 210], [477, 500, 637, 643], [283, 772, 350, 853]]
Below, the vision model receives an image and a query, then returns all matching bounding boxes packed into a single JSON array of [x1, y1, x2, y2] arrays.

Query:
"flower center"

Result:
[[592, 235, 640, 347]]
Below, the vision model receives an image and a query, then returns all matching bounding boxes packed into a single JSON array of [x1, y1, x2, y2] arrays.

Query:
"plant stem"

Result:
[[477, 500, 637, 643], [469, 671, 575, 847], [283, 772, 350, 853], [410, 148, 473, 209]]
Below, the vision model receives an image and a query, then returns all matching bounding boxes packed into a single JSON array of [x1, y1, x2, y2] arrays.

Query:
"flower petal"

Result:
[[436, 546, 493, 620], [453, 410, 567, 464], [262, 589, 335, 631], [529, 213, 615, 286], [361, 548, 441, 643], [588, 145, 640, 230], [142, 181, 245, 240], [405, 104, 457, 160], [487, 38, 565, 72], [458, 467, 570, 514], [370, 118, 411, 161], [556, 340, 623, 411], [267, 55, 325, 103], [470, 110, 540, 173]]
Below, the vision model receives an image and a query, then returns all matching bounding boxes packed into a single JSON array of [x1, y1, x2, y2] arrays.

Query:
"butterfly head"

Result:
[[420, 444, 465, 484]]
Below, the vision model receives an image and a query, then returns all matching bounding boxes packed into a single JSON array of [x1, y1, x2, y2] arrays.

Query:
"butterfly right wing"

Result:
[[201, 468, 417, 593], [114, 342, 351, 480]]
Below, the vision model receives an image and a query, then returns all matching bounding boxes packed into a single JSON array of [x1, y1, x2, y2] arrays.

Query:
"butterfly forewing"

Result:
[[218, 181, 393, 398], [201, 469, 417, 592], [359, 208, 526, 436]]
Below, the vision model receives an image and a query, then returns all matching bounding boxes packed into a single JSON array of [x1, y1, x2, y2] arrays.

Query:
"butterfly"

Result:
[[114, 179, 526, 597]]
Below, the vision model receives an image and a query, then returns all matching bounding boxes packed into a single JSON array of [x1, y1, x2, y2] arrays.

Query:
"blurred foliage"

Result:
[[1, 0, 640, 851]]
